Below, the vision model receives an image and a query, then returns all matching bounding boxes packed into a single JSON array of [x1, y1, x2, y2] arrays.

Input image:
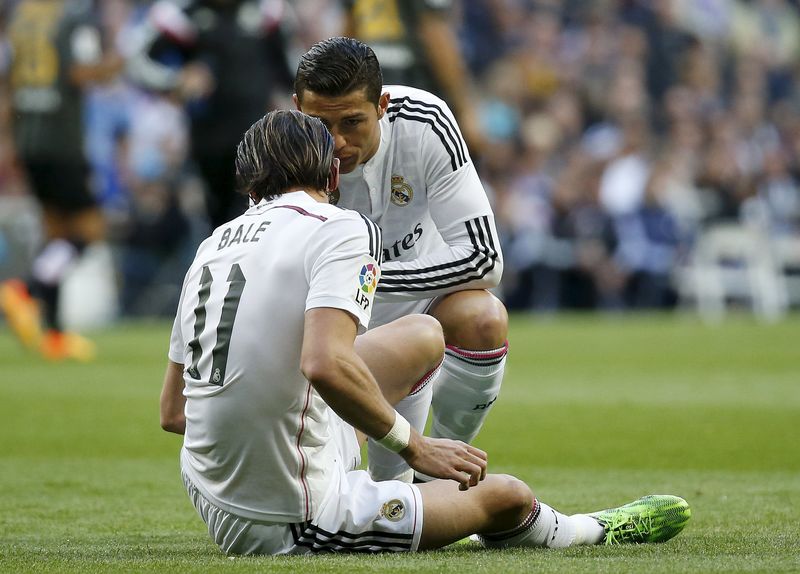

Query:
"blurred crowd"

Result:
[[463, 0, 800, 312], [2, 0, 800, 320]]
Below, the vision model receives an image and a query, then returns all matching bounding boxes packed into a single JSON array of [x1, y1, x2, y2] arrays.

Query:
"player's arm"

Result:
[[301, 307, 486, 489], [377, 112, 503, 301], [416, 4, 484, 154], [160, 263, 194, 435], [301, 307, 400, 442], [300, 214, 397, 443], [159, 360, 186, 435]]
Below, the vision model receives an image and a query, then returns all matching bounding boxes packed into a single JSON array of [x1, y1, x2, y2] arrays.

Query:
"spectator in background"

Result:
[[4, 0, 800, 319], [0, 0, 122, 361], [614, 161, 681, 309], [472, 0, 800, 312], [126, 0, 294, 229], [115, 89, 195, 316], [81, 0, 143, 215], [343, 0, 485, 154], [117, 145, 191, 317]]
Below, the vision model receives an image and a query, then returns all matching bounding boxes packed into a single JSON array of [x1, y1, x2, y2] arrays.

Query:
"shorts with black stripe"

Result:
[[288, 470, 423, 554], [182, 469, 423, 555], [181, 414, 424, 555]]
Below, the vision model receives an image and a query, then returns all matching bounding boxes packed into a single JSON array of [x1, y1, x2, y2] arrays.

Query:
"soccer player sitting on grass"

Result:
[[159, 109, 691, 555], [293, 37, 507, 484]]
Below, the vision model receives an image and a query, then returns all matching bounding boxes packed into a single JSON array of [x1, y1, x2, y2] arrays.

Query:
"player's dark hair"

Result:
[[294, 37, 383, 105], [235, 110, 334, 201]]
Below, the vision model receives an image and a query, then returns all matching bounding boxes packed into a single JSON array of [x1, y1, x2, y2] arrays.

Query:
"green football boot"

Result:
[[589, 495, 691, 545]]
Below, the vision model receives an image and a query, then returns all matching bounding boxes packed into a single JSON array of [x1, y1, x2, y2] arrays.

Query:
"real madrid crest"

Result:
[[390, 175, 413, 207], [380, 499, 406, 522]]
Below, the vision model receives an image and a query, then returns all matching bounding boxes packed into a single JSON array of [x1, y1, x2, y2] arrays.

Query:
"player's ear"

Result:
[[292, 93, 302, 111], [327, 157, 340, 193], [377, 92, 390, 118]]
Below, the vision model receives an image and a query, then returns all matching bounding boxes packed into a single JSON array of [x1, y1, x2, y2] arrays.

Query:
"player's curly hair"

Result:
[[294, 37, 383, 105], [235, 110, 334, 201]]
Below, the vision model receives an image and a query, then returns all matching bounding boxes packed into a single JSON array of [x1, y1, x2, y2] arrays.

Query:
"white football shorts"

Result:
[[369, 296, 437, 329], [181, 413, 424, 555]]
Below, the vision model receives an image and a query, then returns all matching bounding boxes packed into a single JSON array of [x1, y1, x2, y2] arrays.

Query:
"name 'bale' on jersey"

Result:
[[168, 191, 381, 523]]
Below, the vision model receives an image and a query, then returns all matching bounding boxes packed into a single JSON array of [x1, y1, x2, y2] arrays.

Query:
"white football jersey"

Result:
[[336, 85, 503, 326], [169, 191, 382, 523]]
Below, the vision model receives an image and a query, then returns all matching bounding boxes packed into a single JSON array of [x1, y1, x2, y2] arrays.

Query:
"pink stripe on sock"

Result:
[[409, 357, 443, 396], [445, 340, 509, 361]]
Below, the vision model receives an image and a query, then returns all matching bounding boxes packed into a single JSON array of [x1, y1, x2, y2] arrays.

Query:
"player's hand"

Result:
[[401, 434, 487, 491]]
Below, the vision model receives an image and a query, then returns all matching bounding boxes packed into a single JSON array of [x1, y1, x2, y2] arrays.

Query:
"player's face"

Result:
[[295, 88, 389, 174]]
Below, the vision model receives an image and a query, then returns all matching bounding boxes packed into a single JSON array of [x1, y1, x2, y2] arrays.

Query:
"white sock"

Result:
[[478, 500, 578, 549], [570, 513, 606, 545], [367, 361, 440, 482], [430, 342, 507, 443]]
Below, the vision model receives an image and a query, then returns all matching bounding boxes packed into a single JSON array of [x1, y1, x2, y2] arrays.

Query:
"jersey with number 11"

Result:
[[169, 191, 381, 523]]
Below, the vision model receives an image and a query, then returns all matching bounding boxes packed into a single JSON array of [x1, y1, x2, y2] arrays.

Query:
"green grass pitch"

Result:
[[1, 314, 799, 573]]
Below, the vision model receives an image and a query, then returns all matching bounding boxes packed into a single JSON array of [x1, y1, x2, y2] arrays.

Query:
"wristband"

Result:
[[376, 411, 411, 453]]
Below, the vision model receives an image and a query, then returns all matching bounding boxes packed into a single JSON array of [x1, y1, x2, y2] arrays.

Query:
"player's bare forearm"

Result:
[[301, 308, 397, 440], [159, 361, 186, 435], [418, 14, 474, 119], [69, 53, 124, 87], [418, 14, 484, 152]]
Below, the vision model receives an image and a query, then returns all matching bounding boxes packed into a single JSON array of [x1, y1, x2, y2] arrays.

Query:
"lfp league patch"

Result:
[[354, 261, 379, 311], [359, 263, 378, 294]]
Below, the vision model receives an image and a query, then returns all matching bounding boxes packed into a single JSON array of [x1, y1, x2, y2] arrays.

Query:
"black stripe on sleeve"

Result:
[[359, 214, 375, 260], [359, 214, 382, 264], [388, 96, 466, 165], [379, 216, 495, 280], [375, 220, 383, 265], [388, 111, 458, 171], [387, 96, 468, 171], [379, 220, 493, 287], [380, 218, 481, 277], [377, 216, 499, 293]]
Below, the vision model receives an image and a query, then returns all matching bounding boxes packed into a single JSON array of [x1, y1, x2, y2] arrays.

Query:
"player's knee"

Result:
[[483, 474, 533, 517], [499, 474, 534, 514], [414, 314, 445, 368], [394, 314, 445, 369], [434, 291, 508, 350], [466, 297, 508, 350]]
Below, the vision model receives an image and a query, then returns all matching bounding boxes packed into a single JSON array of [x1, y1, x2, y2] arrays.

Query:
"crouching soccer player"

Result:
[[159, 109, 690, 555], [293, 37, 508, 483]]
